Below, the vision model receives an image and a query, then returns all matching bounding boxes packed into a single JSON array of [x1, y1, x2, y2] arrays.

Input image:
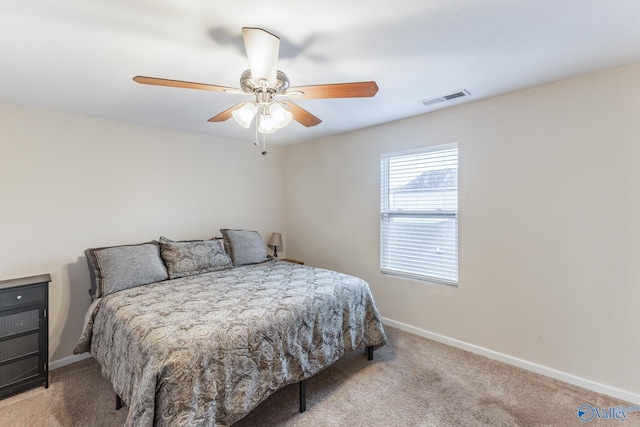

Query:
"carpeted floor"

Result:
[[0, 326, 634, 426]]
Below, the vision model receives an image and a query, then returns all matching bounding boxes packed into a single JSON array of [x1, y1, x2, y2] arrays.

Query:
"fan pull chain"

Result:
[[254, 114, 259, 146], [262, 132, 267, 155]]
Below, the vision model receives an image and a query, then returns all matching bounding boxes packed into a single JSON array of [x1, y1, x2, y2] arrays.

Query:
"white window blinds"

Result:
[[380, 145, 458, 285]]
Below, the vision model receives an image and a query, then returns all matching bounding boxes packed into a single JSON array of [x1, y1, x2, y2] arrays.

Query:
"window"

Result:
[[380, 145, 458, 285]]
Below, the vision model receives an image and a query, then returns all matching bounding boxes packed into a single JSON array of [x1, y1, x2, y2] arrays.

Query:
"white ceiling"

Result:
[[2, 0, 640, 145]]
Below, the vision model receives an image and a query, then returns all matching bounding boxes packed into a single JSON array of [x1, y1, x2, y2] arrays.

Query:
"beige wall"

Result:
[[284, 62, 640, 397], [0, 104, 287, 363], [2, 61, 638, 400]]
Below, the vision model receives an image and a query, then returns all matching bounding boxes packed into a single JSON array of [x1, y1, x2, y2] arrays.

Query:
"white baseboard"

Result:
[[49, 352, 91, 371], [381, 317, 640, 405]]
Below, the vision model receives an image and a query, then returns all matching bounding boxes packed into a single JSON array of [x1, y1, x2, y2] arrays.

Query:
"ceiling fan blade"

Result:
[[280, 101, 322, 127], [208, 102, 247, 122], [242, 27, 280, 87], [133, 76, 236, 93], [287, 81, 379, 99]]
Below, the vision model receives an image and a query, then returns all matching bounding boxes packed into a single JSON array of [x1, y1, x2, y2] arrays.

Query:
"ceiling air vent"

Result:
[[420, 89, 470, 107]]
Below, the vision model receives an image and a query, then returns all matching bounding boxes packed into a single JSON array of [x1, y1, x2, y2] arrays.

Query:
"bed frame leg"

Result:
[[299, 380, 306, 413], [116, 394, 122, 411], [366, 345, 374, 361]]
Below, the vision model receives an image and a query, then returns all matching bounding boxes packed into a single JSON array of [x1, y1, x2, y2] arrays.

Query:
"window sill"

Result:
[[380, 269, 458, 287]]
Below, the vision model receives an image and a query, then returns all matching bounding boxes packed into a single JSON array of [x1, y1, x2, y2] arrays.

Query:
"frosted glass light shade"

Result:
[[269, 103, 293, 129], [258, 113, 277, 134], [232, 103, 258, 128]]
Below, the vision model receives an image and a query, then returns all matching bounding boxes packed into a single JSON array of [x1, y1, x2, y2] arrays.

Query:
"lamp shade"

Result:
[[258, 113, 278, 134], [268, 232, 282, 248], [232, 103, 258, 128], [269, 102, 293, 129]]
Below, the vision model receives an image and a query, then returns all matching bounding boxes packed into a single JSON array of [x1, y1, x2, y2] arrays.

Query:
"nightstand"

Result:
[[280, 259, 304, 265], [0, 274, 51, 399]]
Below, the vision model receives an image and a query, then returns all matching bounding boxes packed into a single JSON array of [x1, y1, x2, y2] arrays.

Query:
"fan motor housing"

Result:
[[240, 69, 290, 94]]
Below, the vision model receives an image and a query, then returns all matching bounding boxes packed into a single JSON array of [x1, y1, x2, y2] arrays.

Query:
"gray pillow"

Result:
[[159, 236, 232, 279], [220, 229, 270, 266], [89, 242, 168, 297]]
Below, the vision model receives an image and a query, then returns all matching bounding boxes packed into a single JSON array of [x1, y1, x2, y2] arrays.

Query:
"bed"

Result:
[[74, 230, 387, 426]]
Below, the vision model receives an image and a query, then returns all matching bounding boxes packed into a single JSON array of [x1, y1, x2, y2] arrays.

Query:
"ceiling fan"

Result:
[[133, 27, 378, 149]]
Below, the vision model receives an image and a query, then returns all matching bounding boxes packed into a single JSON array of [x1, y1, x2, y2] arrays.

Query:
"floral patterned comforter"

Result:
[[74, 260, 387, 426]]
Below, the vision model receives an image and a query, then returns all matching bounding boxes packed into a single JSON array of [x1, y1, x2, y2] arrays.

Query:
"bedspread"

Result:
[[74, 260, 386, 426]]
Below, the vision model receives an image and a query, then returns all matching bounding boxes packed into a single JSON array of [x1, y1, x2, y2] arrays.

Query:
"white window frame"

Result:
[[380, 144, 458, 286]]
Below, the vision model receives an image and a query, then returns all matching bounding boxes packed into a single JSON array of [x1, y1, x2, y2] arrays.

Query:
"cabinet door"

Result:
[[0, 307, 40, 339], [0, 305, 46, 392], [0, 354, 40, 388]]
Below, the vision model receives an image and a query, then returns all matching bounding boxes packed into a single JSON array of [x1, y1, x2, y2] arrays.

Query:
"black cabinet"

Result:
[[0, 274, 50, 399]]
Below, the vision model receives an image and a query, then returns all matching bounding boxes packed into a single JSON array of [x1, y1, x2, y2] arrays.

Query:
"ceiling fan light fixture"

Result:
[[134, 28, 378, 151], [232, 103, 258, 128]]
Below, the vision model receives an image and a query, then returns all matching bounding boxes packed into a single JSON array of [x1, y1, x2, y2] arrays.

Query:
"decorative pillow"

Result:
[[86, 242, 168, 297], [159, 236, 232, 279], [220, 229, 270, 266]]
